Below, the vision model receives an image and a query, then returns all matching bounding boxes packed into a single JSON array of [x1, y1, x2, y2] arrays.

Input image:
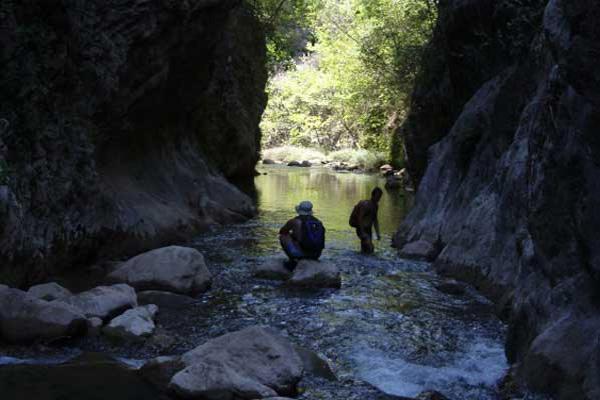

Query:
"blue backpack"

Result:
[[297, 216, 325, 254]]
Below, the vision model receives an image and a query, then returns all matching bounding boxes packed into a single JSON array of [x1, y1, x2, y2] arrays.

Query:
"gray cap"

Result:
[[295, 201, 313, 216]]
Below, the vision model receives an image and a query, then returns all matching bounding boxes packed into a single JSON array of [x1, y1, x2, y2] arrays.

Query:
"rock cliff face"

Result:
[[0, 0, 267, 284], [395, 0, 600, 399]]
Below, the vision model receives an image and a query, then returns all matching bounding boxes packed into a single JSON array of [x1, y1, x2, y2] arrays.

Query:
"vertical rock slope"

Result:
[[395, 1, 600, 399], [0, 0, 267, 283]]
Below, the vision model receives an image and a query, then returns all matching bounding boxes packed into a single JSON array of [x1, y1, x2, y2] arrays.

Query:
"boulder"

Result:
[[262, 159, 276, 165], [287, 161, 301, 167], [170, 326, 304, 400], [399, 240, 439, 262], [137, 290, 196, 309], [288, 260, 341, 289], [63, 284, 137, 320], [300, 161, 311, 167], [108, 246, 211, 295], [0, 286, 87, 343], [27, 282, 72, 301], [253, 258, 292, 281], [103, 304, 159, 341]]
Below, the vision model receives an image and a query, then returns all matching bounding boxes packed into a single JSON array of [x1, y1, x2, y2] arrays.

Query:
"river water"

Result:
[[0, 166, 513, 400]]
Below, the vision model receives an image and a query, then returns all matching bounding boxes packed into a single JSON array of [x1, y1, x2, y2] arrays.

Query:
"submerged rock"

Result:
[[137, 290, 196, 309], [170, 326, 304, 399], [27, 282, 72, 301], [253, 258, 293, 281], [0, 286, 86, 343], [140, 356, 186, 392], [103, 305, 159, 341], [108, 246, 211, 295], [63, 284, 137, 320], [288, 260, 341, 289], [399, 240, 439, 262]]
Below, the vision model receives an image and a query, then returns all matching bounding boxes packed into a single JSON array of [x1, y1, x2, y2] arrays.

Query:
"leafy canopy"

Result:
[[254, 0, 437, 166]]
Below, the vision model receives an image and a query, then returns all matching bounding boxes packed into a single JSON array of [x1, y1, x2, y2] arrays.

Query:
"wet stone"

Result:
[[254, 258, 292, 281]]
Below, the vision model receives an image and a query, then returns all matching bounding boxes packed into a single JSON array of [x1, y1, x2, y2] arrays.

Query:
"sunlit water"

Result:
[[0, 166, 514, 400]]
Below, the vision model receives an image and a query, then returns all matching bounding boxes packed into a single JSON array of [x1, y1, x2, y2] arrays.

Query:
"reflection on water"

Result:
[[214, 165, 413, 260]]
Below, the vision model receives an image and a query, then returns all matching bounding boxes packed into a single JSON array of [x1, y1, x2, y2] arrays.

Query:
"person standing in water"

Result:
[[279, 201, 326, 269], [349, 187, 383, 254]]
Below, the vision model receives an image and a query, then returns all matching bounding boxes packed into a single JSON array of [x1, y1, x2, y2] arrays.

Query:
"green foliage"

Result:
[[259, 0, 436, 166], [262, 145, 385, 170], [328, 148, 387, 170], [249, 0, 319, 72], [263, 146, 327, 162]]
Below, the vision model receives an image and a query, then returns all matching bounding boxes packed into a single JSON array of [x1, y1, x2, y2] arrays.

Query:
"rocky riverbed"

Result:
[[0, 167, 549, 400]]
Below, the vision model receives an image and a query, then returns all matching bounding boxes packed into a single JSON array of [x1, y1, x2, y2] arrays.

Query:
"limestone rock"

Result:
[[0, 286, 86, 343], [27, 282, 72, 301], [0, 0, 266, 286], [288, 260, 341, 289], [170, 326, 304, 399], [103, 305, 159, 341], [63, 284, 137, 320], [253, 258, 292, 281], [108, 246, 211, 295]]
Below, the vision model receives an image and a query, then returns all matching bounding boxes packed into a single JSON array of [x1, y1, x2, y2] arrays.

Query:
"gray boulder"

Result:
[[253, 258, 292, 281], [300, 161, 311, 167], [63, 284, 137, 320], [27, 282, 72, 301], [262, 159, 276, 165], [287, 161, 301, 167], [399, 240, 439, 262], [170, 326, 304, 399], [0, 286, 86, 342], [103, 304, 159, 341], [288, 260, 341, 289], [108, 246, 211, 295]]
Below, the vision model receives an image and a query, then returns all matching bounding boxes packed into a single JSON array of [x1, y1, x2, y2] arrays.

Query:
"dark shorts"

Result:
[[280, 236, 320, 260]]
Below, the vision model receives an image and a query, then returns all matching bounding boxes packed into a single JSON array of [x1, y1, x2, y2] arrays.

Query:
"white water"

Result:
[[352, 339, 508, 398]]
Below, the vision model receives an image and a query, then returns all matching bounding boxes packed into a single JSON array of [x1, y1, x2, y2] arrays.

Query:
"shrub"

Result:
[[262, 146, 327, 162], [328, 148, 387, 170]]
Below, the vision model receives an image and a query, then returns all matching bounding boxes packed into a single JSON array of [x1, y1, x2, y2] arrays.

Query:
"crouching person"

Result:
[[279, 201, 326, 270]]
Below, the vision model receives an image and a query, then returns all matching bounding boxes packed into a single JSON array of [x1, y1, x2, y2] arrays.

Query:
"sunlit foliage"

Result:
[[256, 0, 437, 166]]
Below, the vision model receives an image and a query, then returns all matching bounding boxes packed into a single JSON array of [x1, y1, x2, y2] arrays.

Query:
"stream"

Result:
[[1, 166, 516, 400]]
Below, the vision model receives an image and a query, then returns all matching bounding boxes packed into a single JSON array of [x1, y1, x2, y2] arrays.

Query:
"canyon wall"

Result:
[[0, 0, 267, 284], [395, 0, 600, 399]]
